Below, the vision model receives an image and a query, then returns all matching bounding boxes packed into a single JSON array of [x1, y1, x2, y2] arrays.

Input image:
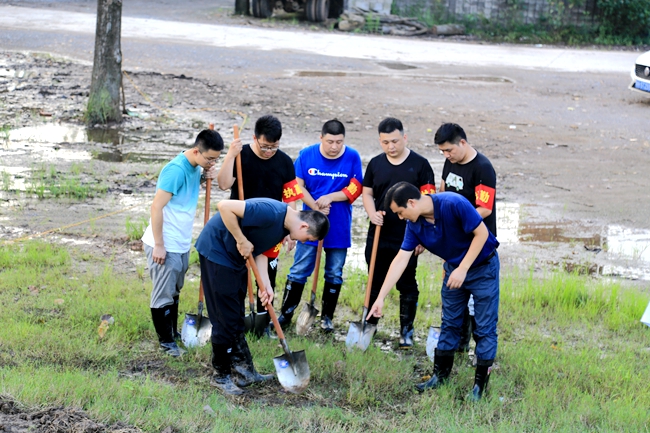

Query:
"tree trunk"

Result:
[[87, 0, 123, 125], [235, 0, 250, 15]]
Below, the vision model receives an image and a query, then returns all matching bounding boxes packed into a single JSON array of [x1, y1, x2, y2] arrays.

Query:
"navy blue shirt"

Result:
[[401, 193, 499, 268], [195, 198, 289, 271]]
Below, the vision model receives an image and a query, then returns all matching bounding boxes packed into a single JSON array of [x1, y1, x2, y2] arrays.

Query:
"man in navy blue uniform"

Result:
[[195, 198, 329, 395], [367, 182, 499, 400]]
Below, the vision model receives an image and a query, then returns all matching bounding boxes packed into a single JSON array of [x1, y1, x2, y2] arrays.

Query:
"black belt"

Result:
[[473, 250, 496, 269]]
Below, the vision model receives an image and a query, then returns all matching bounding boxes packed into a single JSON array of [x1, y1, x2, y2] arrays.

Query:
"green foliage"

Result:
[[85, 88, 119, 125], [125, 216, 149, 241], [364, 13, 382, 33], [596, 0, 650, 44], [1, 170, 11, 192], [26, 163, 107, 199]]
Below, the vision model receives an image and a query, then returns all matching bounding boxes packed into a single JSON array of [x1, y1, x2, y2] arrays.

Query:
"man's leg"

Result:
[[170, 251, 189, 341], [396, 254, 419, 349], [252, 257, 279, 337], [320, 248, 347, 333], [199, 255, 247, 395], [277, 242, 316, 329], [145, 245, 186, 357]]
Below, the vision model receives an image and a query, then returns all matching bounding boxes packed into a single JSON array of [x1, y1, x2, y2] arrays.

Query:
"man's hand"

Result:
[[446, 267, 468, 289], [227, 138, 243, 158], [414, 244, 425, 256], [369, 210, 385, 226], [152, 245, 167, 265], [237, 239, 254, 259], [259, 285, 274, 307], [319, 204, 331, 215], [283, 234, 296, 252], [315, 194, 334, 210], [366, 299, 384, 320], [204, 164, 218, 179]]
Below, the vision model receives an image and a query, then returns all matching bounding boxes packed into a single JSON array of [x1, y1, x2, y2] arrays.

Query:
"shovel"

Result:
[[248, 256, 310, 394], [345, 225, 381, 351], [181, 123, 216, 348], [295, 239, 324, 336], [426, 325, 441, 361]]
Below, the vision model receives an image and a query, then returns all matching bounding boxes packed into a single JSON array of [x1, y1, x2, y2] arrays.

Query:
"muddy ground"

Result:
[[1, 33, 650, 430]]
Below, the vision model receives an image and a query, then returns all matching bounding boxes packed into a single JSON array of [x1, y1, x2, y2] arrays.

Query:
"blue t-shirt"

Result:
[[195, 199, 290, 271], [294, 144, 363, 249], [401, 193, 499, 267], [141, 152, 201, 253]]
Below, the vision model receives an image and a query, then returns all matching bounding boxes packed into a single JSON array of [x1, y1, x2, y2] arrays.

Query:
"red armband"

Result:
[[282, 179, 304, 203], [263, 242, 283, 259], [420, 184, 436, 195], [342, 178, 362, 203], [475, 184, 495, 210]]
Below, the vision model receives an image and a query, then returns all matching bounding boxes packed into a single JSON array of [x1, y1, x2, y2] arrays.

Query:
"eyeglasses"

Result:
[[200, 152, 220, 164], [257, 140, 280, 153]]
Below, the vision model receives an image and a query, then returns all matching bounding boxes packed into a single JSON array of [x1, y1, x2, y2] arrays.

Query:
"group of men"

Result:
[[141, 114, 500, 400]]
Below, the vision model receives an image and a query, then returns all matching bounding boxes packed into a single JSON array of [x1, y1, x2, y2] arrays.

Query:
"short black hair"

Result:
[[321, 119, 345, 137], [195, 129, 224, 152], [299, 210, 330, 240], [378, 117, 404, 135], [384, 181, 420, 210], [434, 123, 467, 145], [255, 115, 282, 143]]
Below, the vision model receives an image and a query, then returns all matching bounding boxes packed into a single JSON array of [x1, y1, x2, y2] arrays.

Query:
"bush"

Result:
[[596, 0, 650, 44]]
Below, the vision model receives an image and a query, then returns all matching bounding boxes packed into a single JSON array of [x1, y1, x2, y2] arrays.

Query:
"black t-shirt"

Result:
[[441, 151, 497, 236], [363, 150, 436, 248], [229, 145, 296, 201]]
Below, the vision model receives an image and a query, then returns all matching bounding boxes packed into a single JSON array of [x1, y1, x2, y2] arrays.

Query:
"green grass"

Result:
[[125, 215, 149, 241], [25, 163, 107, 199], [1, 241, 650, 432]]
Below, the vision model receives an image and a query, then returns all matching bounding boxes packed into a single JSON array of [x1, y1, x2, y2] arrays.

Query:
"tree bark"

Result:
[[87, 0, 123, 125]]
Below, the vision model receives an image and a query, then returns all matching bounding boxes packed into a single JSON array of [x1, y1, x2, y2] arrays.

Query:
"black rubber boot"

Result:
[[470, 359, 493, 401], [366, 289, 381, 326], [399, 294, 418, 349], [320, 282, 341, 333], [170, 295, 180, 341], [415, 349, 455, 392], [210, 343, 244, 396], [230, 333, 274, 387], [457, 307, 473, 353], [276, 280, 306, 329], [151, 307, 185, 357]]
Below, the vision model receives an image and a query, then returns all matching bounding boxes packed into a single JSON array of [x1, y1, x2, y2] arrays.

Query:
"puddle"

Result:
[[290, 70, 514, 84], [377, 62, 419, 70]]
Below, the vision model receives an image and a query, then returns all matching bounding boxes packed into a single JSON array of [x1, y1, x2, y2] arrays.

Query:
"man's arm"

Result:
[[216, 138, 242, 191], [362, 186, 384, 226], [476, 207, 492, 219], [366, 249, 414, 319], [217, 200, 253, 258], [439, 179, 446, 192], [297, 177, 319, 211], [254, 254, 274, 307], [446, 222, 489, 289], [150, 189, 173, 265]]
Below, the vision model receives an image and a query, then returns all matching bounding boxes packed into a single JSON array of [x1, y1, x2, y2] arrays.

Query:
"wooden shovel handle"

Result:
[[311, 240, 324, 297], [363, 225, 381, 308], [198, 123, 216, 305], [248, 256, 286, 341]]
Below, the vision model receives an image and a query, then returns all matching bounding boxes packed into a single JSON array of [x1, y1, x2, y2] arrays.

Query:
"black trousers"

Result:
[[365, 243, 419, 297], [199, 254, 247, 345]]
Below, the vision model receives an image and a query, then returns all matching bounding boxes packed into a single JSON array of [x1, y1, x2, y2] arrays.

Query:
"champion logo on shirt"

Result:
[[307, 168, 349, 179]]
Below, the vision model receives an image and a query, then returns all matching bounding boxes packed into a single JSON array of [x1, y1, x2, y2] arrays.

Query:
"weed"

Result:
[[85, 88, 119, 125], [26, 163, 107, 199], [1, 170, 12, 192], [125, 216, 149, 241], [0, 124, 10, 142]]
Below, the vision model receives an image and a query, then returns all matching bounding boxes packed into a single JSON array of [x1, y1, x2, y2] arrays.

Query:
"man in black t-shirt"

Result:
[[362, 118, 436, 349], [436, 122, 497, 354], [217, 115, 304, 333]]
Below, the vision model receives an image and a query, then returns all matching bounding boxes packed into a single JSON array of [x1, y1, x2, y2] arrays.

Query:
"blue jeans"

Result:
[[287, 242, 347, 285], [438, 253, 500, 361]]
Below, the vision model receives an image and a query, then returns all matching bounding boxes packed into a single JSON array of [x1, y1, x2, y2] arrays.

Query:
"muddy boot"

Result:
[[210, 343, 244, 396], [230, 334, 275, 388], [320, 282, 341, 333], [399, 294, 418, 349], [171, 295, 181, 341], [469, 360, 493, 401], [457, 307, 472, 353], [415, 349, 454, 392], [276, 280, 305, 330], [151, 306, 185, 357]]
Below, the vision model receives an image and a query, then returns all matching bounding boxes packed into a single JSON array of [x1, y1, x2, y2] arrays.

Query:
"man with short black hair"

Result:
[[217, 115, 303, 334], [362, 117, 435, 348], [276, 119, 363, 333], [195, 198, 329, 395], [367, 182, 499, 401], [435, 123, 497, 353], [142, 129, 224, 357]]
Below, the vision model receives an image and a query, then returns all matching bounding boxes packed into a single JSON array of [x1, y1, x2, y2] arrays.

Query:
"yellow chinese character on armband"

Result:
[[347, 183, 357, 195], [284, 188, 296, 198], [477, 190, 490, 204]]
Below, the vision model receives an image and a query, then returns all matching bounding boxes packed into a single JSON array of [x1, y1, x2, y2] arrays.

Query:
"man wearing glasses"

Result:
[[141, 129, 224, 357], [217, 115, 303, 336]]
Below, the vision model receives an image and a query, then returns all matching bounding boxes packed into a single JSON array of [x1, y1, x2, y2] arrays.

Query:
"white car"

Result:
[[630, 50, 650, 95]]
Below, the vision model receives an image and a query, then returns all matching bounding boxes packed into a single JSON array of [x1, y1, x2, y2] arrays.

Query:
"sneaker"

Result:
[[160, 342, 186, 357]]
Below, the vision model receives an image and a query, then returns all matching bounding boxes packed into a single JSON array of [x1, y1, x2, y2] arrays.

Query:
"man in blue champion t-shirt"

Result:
[[275, 119, 363, 334], [366, 182, 500, 401], [141, 129, 223, 358], [195, 198, 329, 396]]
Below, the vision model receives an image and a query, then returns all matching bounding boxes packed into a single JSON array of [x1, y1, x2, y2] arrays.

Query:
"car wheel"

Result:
[[252, 0, 274, 18], [306, 0, 329, 22]]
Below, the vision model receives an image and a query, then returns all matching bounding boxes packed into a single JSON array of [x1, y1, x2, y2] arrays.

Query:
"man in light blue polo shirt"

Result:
[[141, 129, 224, 357]]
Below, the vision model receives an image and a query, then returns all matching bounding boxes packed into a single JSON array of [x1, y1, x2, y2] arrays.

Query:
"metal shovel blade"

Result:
[[346, 319, 377, 351], [295, 302, 318, 336], [272, 349, 310, 394], [243, 311, 255, 333], [252, 311, 269, 338], [181, 313, 211, 348], [426, 326, 441, 361]]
